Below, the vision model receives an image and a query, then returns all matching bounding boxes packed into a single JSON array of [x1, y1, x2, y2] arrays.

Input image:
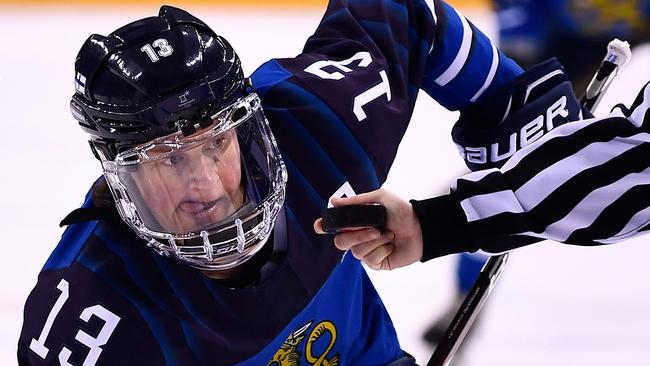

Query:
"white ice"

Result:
[[1, 5, 650, 365]]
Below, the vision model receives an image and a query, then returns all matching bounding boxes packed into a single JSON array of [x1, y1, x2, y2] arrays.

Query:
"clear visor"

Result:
[[118, 128, 246, 234], [101, 93, 286, 268]]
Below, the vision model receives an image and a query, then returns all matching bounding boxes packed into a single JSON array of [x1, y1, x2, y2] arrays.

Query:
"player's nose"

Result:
[[186, 151, 222, 190]]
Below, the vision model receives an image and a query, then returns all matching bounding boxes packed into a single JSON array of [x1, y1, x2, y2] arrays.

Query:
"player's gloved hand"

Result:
[[453, 58, 584, 171], [313, 189, 423, 271]]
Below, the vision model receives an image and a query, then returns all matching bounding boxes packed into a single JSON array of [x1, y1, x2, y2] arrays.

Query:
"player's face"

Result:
[[132, 129, 244, 233]]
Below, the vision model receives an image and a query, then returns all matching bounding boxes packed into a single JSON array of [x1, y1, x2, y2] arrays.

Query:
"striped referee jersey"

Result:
[[414, 81, 650, 261]]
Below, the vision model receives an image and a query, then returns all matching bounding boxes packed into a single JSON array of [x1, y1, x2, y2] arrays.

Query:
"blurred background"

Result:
[[1, 0, 650, 365]]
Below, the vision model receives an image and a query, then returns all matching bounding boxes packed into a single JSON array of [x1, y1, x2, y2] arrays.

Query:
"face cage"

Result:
[[101, 93, 288, 271]]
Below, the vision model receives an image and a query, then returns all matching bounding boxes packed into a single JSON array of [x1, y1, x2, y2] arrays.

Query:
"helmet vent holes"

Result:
[[231, 106, 248, 123], [122, 154, 139, 165]]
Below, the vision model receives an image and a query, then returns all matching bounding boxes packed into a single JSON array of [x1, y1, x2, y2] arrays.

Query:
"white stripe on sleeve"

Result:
[[470, 40, 499, 102], [542, 166, 650, 242], [501, 109, 627, 172], [451, 168, 496, 190], [434, 6, 472, 86], [460, 190, 524, 222], [599, 206, 650, 244], [515, 132, 650, 211], [424, 0, 437, 53]]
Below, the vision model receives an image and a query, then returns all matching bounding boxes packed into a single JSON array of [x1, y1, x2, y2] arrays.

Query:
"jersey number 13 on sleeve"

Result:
[[304, 51, 392, 122]]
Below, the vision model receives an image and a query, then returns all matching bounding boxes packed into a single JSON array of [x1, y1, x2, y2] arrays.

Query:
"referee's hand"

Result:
[[313, 189, 424, 271]]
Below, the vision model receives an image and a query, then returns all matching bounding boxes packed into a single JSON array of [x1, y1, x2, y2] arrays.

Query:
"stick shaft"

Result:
[[580, 60, 619, 111], [426, 253, 508, 366]]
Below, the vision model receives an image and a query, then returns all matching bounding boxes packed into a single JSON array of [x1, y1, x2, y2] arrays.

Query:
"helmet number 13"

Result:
[[140, 38, 174, 63], [29, 279, 121, 366]]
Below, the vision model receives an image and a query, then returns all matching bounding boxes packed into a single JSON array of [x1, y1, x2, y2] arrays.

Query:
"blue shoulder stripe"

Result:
[[250, 59, 293, 98]]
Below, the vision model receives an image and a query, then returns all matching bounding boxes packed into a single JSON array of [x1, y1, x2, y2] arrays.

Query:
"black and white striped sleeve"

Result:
[[414, 81, 650, 261]]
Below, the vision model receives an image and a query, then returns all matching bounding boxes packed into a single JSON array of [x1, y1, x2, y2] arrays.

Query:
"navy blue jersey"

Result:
[[18, 1, 522, 365]]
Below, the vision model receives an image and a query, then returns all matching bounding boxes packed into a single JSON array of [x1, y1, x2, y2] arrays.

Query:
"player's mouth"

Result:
[[178, 199, 220, 218]]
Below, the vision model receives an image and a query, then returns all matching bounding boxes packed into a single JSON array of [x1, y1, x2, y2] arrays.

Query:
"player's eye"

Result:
[[204, 136, 228, 153], [212, 138, 225, 149], [161, 153, 185, 167]]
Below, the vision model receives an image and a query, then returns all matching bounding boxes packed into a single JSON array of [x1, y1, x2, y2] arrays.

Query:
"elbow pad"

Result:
[[452, 58, 586, 171]]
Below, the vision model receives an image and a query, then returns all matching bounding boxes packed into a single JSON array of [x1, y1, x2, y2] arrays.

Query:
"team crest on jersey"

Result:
[[267, 320, 340, 366]]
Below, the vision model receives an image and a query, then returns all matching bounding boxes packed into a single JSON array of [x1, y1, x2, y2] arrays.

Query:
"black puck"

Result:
[[320, 204, 387, 234]]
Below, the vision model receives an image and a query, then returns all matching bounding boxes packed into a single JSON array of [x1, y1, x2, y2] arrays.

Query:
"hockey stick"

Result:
[[426, 38, 632, 366], [580, 39, 631, 111], [426, 252, 508, 366]]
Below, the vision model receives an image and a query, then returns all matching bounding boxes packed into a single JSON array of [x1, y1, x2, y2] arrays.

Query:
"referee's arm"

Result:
[[415, 81, 650, 261]]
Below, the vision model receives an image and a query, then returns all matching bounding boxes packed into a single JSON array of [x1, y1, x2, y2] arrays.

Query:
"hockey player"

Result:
[[17, 2, 580, 365], [316, 78, 650, 268]]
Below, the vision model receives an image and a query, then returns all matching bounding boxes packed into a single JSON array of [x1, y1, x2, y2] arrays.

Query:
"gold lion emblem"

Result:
[[267, 320, 340, 366], [267, 322, 312, 366]]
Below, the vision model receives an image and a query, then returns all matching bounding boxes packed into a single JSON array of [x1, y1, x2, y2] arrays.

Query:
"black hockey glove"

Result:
[[452, 58, 586, 171]]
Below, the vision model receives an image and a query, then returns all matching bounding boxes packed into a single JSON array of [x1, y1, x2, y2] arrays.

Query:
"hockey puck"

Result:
[[320, 204, 387, 234]]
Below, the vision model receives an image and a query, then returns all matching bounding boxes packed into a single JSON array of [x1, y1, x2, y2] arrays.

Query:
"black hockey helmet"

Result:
[[70, 5, 245, 161], [69, 6, 288, 271]]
